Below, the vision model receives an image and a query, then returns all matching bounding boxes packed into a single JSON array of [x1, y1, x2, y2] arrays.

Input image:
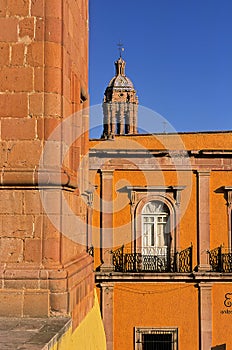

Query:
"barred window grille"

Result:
[[135, 328, 178, 350]]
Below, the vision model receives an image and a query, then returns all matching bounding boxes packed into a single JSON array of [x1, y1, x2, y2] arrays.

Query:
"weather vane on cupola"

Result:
[[117, 41, 124, 58]]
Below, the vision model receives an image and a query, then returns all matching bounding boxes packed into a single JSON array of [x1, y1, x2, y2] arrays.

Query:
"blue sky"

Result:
[[89, 0, 232, 136]]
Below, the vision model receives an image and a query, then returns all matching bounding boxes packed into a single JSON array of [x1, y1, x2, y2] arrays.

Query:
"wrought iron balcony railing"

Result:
[[208, 246, 232, 272], [112, 245, 193, 273]]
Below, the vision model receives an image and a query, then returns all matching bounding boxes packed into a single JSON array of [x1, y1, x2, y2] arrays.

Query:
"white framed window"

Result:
[[142, 201, 170, 257], [135, 327, 178, 350]]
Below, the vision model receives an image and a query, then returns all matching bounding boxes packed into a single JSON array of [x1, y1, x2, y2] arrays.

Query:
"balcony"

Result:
[[112, 245, 193, 273], [208, 247, 232, 272]]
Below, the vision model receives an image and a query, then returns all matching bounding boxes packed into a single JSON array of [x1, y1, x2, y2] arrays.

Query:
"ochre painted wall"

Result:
[[113, 283, 199, 350], [210, 171, 231, 249], [90, 131, 232, 349]]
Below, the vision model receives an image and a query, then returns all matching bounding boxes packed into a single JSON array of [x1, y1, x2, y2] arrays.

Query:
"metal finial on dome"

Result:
[[117, 41, 124, 58]]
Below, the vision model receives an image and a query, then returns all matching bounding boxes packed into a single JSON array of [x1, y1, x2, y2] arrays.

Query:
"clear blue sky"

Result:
[[89, 0, 232, 135]]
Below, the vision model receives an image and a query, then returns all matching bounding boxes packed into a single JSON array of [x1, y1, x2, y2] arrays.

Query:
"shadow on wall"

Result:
[[211, 345, 226, 350]]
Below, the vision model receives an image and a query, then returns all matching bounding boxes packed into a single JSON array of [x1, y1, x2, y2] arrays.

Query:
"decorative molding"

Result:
[[126, 185, 185, 208], [224, 187, 232, 208], [197, 170, 211, 177], [100, 169, 114, 178], [0, 168, 78, 188], [95, 271, 232, 283], [223, 187, 232, 249]]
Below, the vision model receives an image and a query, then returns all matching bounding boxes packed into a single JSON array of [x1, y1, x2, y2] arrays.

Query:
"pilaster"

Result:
[[224, 187, 232, 248], [100, 169, 114, 271], [101, 283, 114, 350], [197, 170, 211, 271], [198, 282, 212, 350]]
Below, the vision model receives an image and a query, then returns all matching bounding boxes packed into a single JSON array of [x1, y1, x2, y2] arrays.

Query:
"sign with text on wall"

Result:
[[221, 293, 232, 314]]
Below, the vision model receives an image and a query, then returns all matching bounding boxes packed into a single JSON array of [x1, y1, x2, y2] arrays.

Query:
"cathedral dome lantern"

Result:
[[102, 55, 139, 139]]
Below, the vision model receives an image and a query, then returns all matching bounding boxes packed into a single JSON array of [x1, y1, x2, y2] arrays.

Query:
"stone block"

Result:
[[11, 43, 25, 66], [29, 93, 44, 116], [4, 275, 39, 290], [44, 93, 61, 116], [7, 140, 42, 168], [45, 0, 62, 19], [1, 214, 33, 238], [33, 215, 43, 239], [44, 67, 62, 94], [31, 0, 44, 17], [62, 96, 72, 118], [0, 43, 9, 65], [23, 190, 42, 214], [42, 215, 61, 239], [63, 75, 71, 102], [1, 118, 36, 140], [0, 67, 33, 92], [43, 238, 61, 265], [40, 140, 62, 168], [50, 292, 69, 313], [45, 18, 62, 43], [35, 18, 44, 41], [0, 17, 18, 41], [49, 277, 67, 293], [63, 54, 72, 78], [23, 290, 49, 317], [0, 0, 7, 17], [34, 67, 44, 92], [24, 238, 42, 263], [19, 17, 35, 40], [0, 290, 23, 316], [0, 238, 23, 263], [0, 190, 23, 214], [44, 42, 62, 68], [37, 117, 61, 140], [0, 93, 28, 118], [8, 0, 30, 16], [27, 42, 44, 67], [4, 268, 40, 280], [69, 287, 77, 311]]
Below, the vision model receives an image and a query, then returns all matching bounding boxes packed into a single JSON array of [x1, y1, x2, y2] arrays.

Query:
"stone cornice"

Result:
[[126, 185, 185, 192], [0, 168, 78, 189], [95, 271, 232, 283], [90, 149, 232, 157]]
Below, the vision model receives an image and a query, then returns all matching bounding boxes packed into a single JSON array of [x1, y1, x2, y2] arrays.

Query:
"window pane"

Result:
[[143, 333, 172, 350], [135, 328, 178, 350], [142, 202, 170, 256]]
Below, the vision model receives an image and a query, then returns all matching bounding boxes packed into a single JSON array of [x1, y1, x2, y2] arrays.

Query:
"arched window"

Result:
[[142, 201, 170, 259]]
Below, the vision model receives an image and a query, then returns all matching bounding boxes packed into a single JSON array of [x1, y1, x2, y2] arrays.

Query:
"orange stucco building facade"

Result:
[[89, 56, 232, 350]]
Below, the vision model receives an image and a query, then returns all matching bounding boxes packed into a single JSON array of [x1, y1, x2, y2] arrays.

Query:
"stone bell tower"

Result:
[[102, 55, 138, 138]]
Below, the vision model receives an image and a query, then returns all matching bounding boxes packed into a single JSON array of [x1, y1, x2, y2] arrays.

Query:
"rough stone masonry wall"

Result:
[[0, 0, 94, 328]]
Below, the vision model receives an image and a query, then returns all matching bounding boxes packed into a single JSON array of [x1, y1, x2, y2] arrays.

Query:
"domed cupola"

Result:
[[102, 56, 139, 139]]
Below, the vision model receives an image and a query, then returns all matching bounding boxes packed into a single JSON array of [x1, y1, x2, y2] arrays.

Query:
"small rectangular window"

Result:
[[135, 328, 178, 350]]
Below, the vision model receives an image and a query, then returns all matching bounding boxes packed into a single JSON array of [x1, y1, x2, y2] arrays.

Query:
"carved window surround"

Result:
[[127, 186, 185, 206], [126, 186, 185, 253], [135, 327, 178, 350]]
